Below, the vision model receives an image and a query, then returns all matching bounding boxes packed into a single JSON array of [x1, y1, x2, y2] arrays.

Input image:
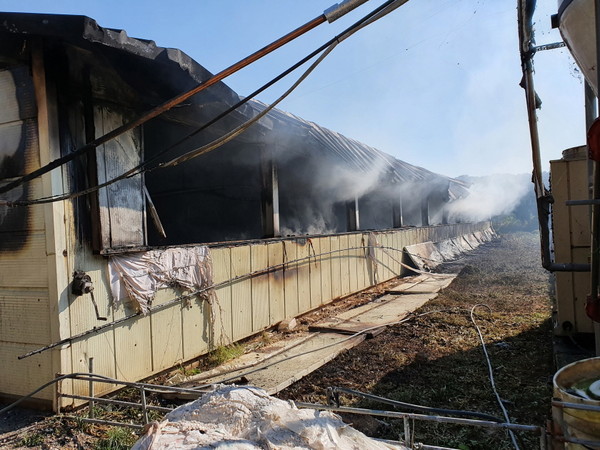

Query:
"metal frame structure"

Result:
[[14, 373, 599, 449]]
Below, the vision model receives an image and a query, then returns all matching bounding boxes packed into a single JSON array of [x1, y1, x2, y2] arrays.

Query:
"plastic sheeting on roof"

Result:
[[0, 11, 470, 201], [249, 100, 470, 199]]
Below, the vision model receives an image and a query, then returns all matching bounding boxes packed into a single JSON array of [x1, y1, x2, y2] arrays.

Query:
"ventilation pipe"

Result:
[[517, 0, 590, 273]]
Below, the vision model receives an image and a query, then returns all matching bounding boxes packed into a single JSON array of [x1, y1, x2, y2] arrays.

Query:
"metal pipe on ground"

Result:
[[294, 402, 545, 434], [328, 386, 504, 422]]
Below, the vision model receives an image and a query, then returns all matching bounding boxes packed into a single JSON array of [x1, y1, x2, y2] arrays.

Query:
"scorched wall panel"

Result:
[[0, 64, 54, 402]]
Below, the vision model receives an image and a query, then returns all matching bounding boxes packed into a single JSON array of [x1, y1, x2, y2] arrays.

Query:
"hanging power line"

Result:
[[1, 0, 408, 207]]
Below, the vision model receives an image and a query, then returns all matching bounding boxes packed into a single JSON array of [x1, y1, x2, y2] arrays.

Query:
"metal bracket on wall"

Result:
[[71, 271, 107, 321]]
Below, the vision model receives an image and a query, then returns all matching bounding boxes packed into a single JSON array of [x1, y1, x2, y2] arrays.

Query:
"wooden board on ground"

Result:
[[169, 333, 365, 398], [386, 274, 456, 295], [167, 273, 458, 398], [310, 274, 457, 335]]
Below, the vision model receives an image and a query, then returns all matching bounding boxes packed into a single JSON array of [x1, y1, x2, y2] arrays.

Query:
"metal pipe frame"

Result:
[[63, 416, 144, 430], [551, 400, 600, 413], [329, 386, 504, 422], [295, 402, 547, 449], [59, 373, 213, 395], [295, 402, 543, 432], [59, 393, 173, 413], [552, 400, 600, 447]]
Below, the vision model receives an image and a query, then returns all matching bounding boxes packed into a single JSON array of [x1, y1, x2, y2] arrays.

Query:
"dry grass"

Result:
[[279, 232, 554, 450]]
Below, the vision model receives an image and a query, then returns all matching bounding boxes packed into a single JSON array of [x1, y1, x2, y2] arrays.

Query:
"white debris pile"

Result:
[[133, 385, 406, 449]]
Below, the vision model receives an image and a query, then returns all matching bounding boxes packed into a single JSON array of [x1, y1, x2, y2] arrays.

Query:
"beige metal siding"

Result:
[[330, 236, 342, 299], [297, 240, 311, 314], [309, 238, 322, 309], [319, 237, 332, 307], [212, 247, 233, 346], [181, 296, 211, 361], [551, 151, 594, 334], [251, 243, 270, 331], [20, 220, 490, 409], [283, 240, 299, 318], [267, 242, 285, 324], [231, 246, 253, 340], [151, 298, 184, 372], [0, 63, 54, 402]]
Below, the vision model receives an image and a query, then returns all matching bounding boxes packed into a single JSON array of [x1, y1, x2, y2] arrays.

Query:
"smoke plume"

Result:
[[447, 173, 532, 222]]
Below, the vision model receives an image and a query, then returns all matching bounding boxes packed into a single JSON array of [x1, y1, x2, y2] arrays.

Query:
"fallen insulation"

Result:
[[132, 385, 406, 449]]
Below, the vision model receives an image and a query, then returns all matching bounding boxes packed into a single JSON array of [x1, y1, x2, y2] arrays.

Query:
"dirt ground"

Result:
[[0, 231, 580, 449], [278, 232, 568, 449]]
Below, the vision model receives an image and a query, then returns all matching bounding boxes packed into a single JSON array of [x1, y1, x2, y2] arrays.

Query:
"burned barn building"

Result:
[[0, 12, 491, 409]]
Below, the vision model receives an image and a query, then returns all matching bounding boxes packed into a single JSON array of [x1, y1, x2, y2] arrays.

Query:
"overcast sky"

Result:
[[0, 0, 586, 178]]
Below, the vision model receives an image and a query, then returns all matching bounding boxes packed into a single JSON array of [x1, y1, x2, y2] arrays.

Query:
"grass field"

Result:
[[279, 232, 556, 449]]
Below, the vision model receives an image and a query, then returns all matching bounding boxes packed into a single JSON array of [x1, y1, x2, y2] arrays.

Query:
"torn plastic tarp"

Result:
[[133, 385, 406, 450], [404, 228, 497, 272], [109, 246, 213, 314]]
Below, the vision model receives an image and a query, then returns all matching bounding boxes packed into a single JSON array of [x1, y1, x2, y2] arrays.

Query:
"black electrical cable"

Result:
[[1, 0, 405, 208]]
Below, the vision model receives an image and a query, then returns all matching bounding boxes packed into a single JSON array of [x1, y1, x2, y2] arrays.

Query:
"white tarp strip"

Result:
[[108, 246, 213, 314], [405, 227, 496, 272]]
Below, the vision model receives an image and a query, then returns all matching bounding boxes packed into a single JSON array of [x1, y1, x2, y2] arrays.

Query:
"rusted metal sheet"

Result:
[[251, 244, 270, 331]]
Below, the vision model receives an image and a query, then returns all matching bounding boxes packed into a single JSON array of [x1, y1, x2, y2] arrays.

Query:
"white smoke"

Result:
[[447, 173, 532, 222]]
